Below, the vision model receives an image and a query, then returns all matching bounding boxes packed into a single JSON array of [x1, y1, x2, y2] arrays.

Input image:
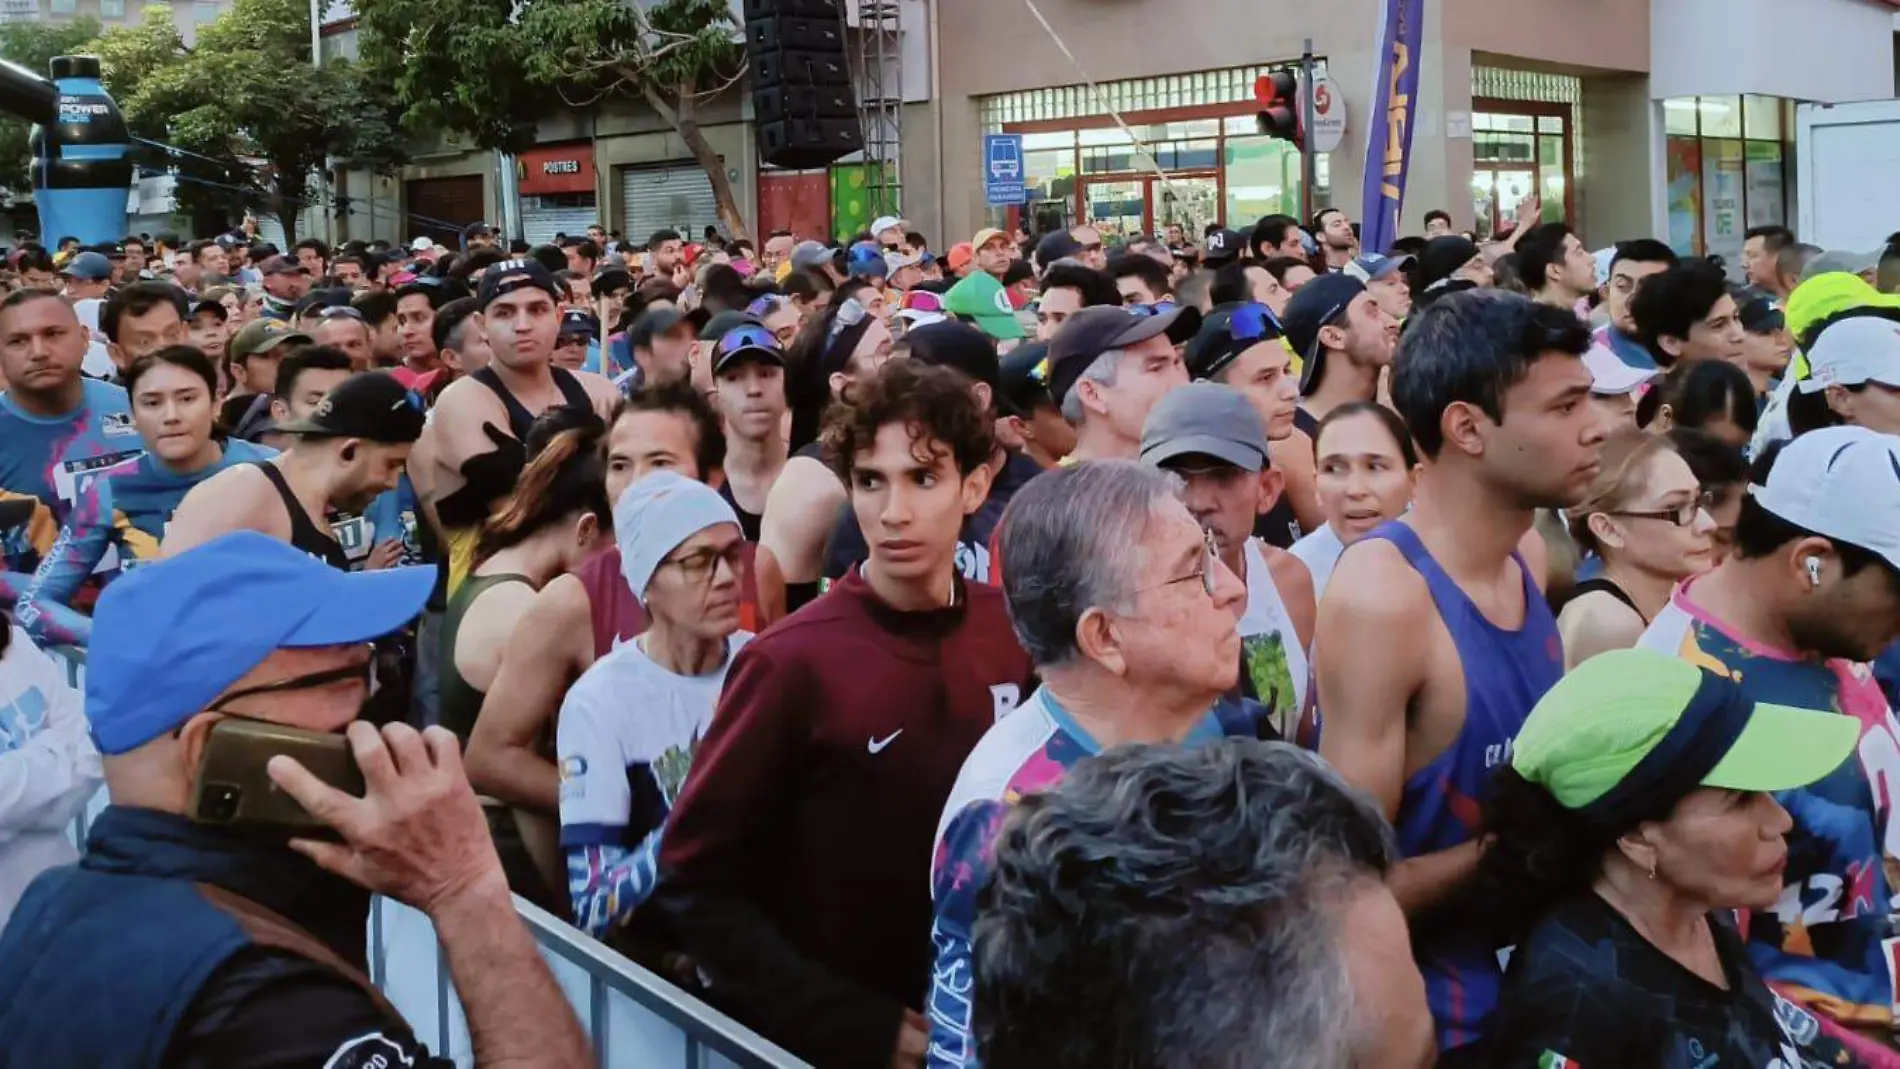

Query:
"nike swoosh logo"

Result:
[[867, 730, 903, 754]]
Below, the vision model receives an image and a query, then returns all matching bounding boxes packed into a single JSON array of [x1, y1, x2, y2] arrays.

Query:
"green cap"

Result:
[[229, 318, 313, 363], [1511, 649, 1859, 812], [943, 270, 1025, 341]]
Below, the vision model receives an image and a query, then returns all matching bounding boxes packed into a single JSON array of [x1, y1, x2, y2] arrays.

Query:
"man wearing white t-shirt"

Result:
[[1140, 381, 1315, 737], [557, 471, 751, 939]]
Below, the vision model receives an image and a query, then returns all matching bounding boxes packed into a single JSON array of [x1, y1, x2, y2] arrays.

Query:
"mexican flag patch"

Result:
[[1537, 1053, 1578, 1069]]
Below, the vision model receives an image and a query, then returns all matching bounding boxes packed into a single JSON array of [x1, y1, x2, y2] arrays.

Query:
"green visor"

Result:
[[1511, 649, 1860, 820]]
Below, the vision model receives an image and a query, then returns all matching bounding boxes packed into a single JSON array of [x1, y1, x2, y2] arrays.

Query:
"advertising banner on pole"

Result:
[[1359, 0, 1424, 254]]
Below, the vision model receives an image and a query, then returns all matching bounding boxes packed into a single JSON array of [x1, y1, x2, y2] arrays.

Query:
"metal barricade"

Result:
[[48, 645, 808, 1069]]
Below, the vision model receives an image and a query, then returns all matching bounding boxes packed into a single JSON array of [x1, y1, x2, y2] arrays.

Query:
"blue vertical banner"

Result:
[[1359, 0, 1424, 254]]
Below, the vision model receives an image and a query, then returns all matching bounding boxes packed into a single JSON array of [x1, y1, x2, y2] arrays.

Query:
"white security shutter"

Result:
[[521, 198, 601, 247], [619, 164, 719, 244]]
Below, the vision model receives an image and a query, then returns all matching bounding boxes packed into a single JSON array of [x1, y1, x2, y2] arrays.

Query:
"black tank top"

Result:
[[1571, 576, 1646, 623], [255, 461, 350, 571], [471, 366, 592, 441], [717, 480, 764, 544], [783, 441, 837, 613]]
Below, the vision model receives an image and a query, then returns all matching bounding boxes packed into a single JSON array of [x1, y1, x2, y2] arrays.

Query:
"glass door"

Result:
[[1082, 178, 1149, 241], [1153, 173, 1220, 239], [1471, 168, 1538, 235]]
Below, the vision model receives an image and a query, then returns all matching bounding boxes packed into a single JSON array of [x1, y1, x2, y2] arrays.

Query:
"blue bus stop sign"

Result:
[[984, 134, 1025, 206]]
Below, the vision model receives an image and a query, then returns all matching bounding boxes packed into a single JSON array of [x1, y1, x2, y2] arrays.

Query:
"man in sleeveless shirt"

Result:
[[414, 258, 618, 595], [162, 371, 425, 569], [0, 532, 589, 1068], [1317, 290, 1605, 1063]]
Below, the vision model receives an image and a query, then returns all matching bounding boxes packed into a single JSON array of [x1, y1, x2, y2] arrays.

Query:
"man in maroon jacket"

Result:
[[655, 359, 1037, 1068]]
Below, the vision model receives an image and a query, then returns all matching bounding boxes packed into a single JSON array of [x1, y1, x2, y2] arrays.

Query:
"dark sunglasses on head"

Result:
[[311, 306, 364, 322], [718, 324, 782, 355]]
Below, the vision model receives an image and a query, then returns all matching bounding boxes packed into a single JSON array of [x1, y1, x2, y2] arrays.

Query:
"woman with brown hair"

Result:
[[438, 405, 612, 912], [1556, 428, 1718, 668]]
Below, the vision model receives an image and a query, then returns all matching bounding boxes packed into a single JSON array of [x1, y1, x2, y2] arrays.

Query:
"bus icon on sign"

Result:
[[988, 139, 1020, 180]]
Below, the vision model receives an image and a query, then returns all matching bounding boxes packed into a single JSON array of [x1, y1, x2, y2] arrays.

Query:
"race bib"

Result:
[[51, 450, 140, 506], [331, 515, 373, 563]]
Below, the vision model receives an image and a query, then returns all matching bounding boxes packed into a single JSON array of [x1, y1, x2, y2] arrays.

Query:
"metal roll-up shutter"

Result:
[[520, 197, 600, 247], [620, 164, 718, 243]]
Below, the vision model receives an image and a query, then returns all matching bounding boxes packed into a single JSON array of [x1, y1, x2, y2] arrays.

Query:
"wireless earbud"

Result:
[[1806, 556, 1823, 587]]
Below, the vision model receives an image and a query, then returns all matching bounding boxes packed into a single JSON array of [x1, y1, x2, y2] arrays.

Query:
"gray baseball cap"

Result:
[[1139, 381, 1270, 472], [789, 240, 835, 271]]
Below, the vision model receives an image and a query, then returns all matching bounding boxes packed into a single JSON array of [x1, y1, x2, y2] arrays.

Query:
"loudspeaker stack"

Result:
[[745, 0, 863, 169]]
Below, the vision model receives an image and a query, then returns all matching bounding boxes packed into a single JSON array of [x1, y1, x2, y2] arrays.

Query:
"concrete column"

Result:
[[1577, 74, 1657, 248]]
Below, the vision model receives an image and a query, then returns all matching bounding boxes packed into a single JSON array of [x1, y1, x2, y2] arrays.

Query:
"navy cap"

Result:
[[61, 251, 113, 281], [629, 306, 690, 349], [1033, 231, 1084, 273], [276, 371, 426, 443], [86, 531, 433, 755], [475, 258, 564, 310], [846, 241, 888, 279], [1343, 253, 1414, 283], [1203, 229, 1244, 264], [1045, 304, 1193, 409], [1281, 273, 1365, 393], [559, 309, 600, 340]]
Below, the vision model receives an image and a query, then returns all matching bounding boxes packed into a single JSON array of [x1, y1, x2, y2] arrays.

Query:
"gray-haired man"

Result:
[[973, 740, 1434, 1069], [1042, 306, 1196, 463], [924, 459, 1269, 1069]]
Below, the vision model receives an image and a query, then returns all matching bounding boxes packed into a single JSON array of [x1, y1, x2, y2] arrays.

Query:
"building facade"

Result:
[[322, 0, 1900, 255]]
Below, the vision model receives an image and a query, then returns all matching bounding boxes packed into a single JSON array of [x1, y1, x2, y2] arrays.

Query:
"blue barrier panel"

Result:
[[49, 645, 808, 1069]]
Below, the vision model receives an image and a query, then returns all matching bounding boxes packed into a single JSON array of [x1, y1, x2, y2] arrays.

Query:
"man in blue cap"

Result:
[[0, 532, 589, 1068]]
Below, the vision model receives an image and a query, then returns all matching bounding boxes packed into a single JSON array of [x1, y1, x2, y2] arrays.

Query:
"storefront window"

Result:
[[1660, 95, 1789, 266], [1472, 108, 1571, 234]]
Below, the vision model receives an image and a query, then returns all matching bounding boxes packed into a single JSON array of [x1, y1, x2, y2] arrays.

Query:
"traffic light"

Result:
[[1254, 71, 1300, 145]]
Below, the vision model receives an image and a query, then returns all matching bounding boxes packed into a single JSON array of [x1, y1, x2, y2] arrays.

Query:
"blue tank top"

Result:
[[1367, 520, 1564, 1053]]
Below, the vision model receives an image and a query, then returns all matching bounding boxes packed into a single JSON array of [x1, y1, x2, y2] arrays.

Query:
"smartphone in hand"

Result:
[[188, 718, 364, 833]]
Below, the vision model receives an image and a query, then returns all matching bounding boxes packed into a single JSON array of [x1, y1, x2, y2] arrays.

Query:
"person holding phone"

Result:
[[0, 532, 589, 1069]]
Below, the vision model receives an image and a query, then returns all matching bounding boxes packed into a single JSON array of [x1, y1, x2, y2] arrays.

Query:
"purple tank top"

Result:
[[1368, 520, 1564, 1053]]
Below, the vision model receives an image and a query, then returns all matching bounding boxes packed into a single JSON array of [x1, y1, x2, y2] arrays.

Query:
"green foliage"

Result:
[[356, 0, 556, 155], [102, 0, 405, 238], [0, 16, 104, 195]]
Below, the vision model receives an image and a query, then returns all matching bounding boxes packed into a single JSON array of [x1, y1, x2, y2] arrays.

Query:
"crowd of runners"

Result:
[[2, 207, 1900, 1068]]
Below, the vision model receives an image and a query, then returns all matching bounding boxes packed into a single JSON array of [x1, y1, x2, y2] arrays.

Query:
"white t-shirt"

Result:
[[1235, 538, 1310, 738], [557, 631, 753, 849], [1289, 523, 1348, 602], [0, 626, 101, 927]]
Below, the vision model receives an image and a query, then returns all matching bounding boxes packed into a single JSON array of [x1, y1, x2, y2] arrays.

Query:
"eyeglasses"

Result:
[[717, 324, 782, 355], [1607, 500, 1710, 527], [660, 541, 746, 583], [205, 654, 375, 714], [1132, 527, 1219, 599]]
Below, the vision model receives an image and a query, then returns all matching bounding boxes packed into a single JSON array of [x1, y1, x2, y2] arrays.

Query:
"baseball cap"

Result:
[[189, 297, 230, 321], [410, 236, 435, 253], [944, 270, 1026, 341], [1416, 235, 1480, 292], [629, 306, 690, 350], [1510, 649, 1859, 827], [229, 319, 313, 363], [1801, 247, 1884, 283], [707, 320, 785, 375], [259, 254, 308, 277], [870, 215, 903, 238], [1186, 302, 1285, 380], [904, 320, 1000, 392], [85, 531, 433, 755], [1282, 273, 1366, 393], [1032, 231, 1084, 272], [697, 309, 760, 343], [846, 240, 888, 279], [1045, 304, 1192, 408], [1592, 247, 1616, 290], [973, 228, 1011, 253], [895, 287, 948, 327], [1752, 425, 1900, 572], [997, 340, 1054, 418], [789, 240, 835, 271], [1582, 343, 1658, 397], [946, 242, 975, 272], [1140, 381, 1271, 472], [1342, 253, 1415, 284], [1202, 229, 1244, 265], [1735, 290, 1784, 335], [592, 266, 635, 295], [61, 251, 112, 281], [475, 257, 563, 309], [1798, 316, 1900, 394], [885, 248, 925, 275], [559, 309, 600, 341], [276, 371, 427, 444]]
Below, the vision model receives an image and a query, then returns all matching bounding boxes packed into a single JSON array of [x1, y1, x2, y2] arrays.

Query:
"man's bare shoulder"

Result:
[[1322, 534, 1429, 624]]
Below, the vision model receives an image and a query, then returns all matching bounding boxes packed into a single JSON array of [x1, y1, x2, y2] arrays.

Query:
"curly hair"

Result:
[[821, 359, 993, 482]]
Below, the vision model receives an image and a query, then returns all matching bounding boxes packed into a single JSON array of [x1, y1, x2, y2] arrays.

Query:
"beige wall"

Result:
[[1444, 0, 1648, 72]]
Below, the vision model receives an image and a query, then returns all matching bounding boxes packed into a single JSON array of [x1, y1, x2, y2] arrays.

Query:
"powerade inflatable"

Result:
[[0, 54, 131, 245]]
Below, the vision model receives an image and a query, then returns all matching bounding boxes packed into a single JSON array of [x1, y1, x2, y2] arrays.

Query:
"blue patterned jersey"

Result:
[[0, 379, 139, 570], [1643, 579, 1900, 1059], [13, 440, 276, 645]]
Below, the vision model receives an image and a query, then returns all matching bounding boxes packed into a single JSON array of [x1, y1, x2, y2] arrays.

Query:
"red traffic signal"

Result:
[[1254, 70, 1301, 146]]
